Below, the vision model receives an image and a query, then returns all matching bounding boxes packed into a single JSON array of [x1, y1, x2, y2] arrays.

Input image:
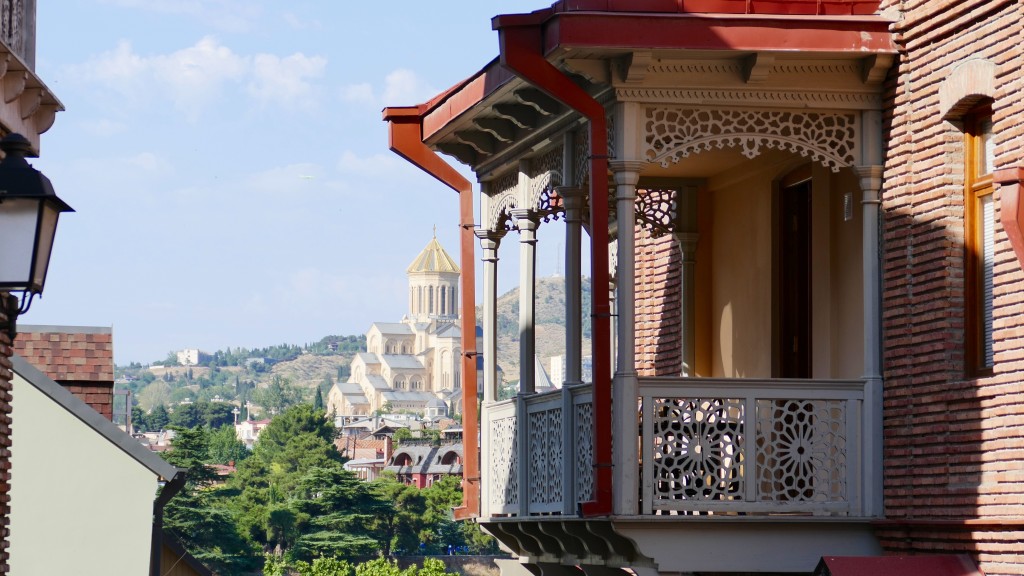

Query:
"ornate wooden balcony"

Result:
[[482, 377, 867, 519]]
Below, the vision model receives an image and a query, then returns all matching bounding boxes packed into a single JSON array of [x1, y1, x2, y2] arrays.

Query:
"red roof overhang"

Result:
[[816, 555, 985, 576], [410, 6, 895, 142]]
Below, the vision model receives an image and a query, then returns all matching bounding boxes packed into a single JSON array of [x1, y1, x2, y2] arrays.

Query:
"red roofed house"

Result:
[[14, 325, 115, 418], [383, 1, 1024, 575]]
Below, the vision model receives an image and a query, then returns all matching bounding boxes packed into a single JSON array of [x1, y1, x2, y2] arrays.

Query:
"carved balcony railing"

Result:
[[482, 384, 593, 518], [0, 0, 33, 68], [481, 377, 867, 519]]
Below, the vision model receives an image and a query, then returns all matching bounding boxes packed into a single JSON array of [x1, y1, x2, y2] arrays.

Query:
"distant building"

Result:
[[235, 417, 272, 450], [176, 349, 210, 366], [384, 443, 464, 488], [327, 235, 464, 418]]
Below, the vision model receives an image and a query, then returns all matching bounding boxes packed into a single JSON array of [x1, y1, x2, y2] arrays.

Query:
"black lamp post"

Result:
[[0, 133, 74, 338]]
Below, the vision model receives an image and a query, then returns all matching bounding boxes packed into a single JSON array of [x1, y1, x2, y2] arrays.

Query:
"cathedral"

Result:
[[326, 235, 463, 418]]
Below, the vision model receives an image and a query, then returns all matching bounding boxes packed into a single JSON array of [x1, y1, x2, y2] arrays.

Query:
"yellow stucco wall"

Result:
[[707, 160, 865, 379], [9, 374, 158, 575]]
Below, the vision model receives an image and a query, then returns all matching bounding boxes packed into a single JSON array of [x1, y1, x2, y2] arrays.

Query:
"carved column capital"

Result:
[[510, 209, 539, 234], [854, 165, 884, 204], [474, 228, 506, 254]]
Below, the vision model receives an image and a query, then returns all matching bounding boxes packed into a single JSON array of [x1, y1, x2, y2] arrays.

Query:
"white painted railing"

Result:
[[639, 377, 865, 516], [481, 384, 592, 517], [481, 378, 866, 518]]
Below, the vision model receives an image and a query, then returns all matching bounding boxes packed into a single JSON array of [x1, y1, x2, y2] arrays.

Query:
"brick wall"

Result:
[[0, 305, 12, 574], [878, 0, 1024, 573], [13, 328, 115, 420], [634, 229, 682, 376]]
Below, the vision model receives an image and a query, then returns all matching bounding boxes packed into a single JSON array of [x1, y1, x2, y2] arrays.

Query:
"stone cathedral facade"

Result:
[[327, 235, 463, 418]]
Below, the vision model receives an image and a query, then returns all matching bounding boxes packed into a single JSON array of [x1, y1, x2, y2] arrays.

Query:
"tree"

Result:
[[170, 403, 203, 429], [393, 428, 412, 445], [252, 375, 306, 415], [149, 404, 170, 431], [207, 424, 248, 465], [162, 426, 261, 573], [130, 406, 148, 432], [137, 381, 171, 412], [252, 404, 336, 464], [368, 474, 426, 555], [288, 467, 387, 562], [314, 387, 325, 411], [202, 401, 236, 428]]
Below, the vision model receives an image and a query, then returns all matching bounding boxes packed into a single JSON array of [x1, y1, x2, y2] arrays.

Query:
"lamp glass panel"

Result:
[[0, 198, 40, 287], [30, 201, 60, 293]]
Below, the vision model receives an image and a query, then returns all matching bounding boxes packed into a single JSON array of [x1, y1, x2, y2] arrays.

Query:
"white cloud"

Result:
[[339, 69, 438, 109], [70, 38, 327, 121], [382, 69, 436, 106], [248, 53, 326, 110], [150, 37, 248, 119]]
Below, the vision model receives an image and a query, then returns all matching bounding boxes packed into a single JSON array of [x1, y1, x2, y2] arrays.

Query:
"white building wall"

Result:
[[9, 374, 158, 576]]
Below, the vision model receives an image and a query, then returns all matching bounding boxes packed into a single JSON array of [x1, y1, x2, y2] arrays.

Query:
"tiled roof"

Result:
[[14, 325, 114, 383], [380, 355, 424, 370], [371, 323, 413, 335]]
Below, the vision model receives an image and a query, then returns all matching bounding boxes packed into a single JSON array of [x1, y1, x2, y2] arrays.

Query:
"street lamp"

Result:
[[0, 133, 74, 338]]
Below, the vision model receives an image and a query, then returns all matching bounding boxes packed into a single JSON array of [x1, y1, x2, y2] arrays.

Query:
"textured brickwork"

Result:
[[13, 328, 115, 420], [878, 0, 1024, 574], [0, 311, 11, 575], [634, 230, 682, 376]]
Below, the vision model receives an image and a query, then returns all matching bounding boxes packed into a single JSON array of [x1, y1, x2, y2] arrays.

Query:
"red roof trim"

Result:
[[404, 5, 896, 152], [553, 0, 881, 16], [816, 555, 984, 576], [422, 60, 517, 140], [543, 12, 895, 54]]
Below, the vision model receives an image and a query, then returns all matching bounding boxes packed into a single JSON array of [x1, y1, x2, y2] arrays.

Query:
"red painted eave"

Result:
[[383, 58, 517, 143], [391, 2, 897, 154], [534, 12, 896, 54], [816, 555, 984, 576]]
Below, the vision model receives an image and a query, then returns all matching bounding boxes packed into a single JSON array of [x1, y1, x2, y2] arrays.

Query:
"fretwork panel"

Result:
[[644, 107, 859, 172], [755, 399, 848, 504], [651, 397, 745, 503], [527, 408, 564, 511], [575, 400, 594, 505], [489, 416, 519, 511]]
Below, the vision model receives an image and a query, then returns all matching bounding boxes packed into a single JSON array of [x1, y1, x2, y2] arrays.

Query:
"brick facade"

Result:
[[13, 327, 115, 420], [878, 0, 1024, 574], [0, 309, 12, 575], [634, 231, 682, 376]]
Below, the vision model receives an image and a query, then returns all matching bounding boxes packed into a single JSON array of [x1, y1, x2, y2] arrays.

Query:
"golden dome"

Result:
[[406, 235, 460, 274]]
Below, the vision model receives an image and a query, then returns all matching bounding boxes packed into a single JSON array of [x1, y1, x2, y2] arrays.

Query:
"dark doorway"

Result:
[[779, 179, 812, 378]]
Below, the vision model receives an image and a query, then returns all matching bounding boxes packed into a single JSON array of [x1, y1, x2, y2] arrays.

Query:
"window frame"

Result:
[[964, 105, 995, 376]]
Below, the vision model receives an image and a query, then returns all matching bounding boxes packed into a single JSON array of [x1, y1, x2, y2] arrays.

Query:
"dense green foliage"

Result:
[[158, 404, 498, 575], [265, 556, 460, 576]]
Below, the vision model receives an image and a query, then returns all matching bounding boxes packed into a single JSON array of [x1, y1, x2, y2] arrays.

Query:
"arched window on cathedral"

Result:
[[440, 286, 446, 315], [394, 376, 406, 390], [428, 289, 434, 315], [411, 377, 422, 391], [451, 286, 458, 315], [369, 336, 380, 354]]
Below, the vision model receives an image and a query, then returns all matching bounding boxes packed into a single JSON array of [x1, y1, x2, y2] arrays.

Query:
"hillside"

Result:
[[488, 275, 592, 384], [265, 353, 351, 393]]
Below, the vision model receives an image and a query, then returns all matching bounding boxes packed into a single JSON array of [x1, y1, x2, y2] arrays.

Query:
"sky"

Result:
[[23, 0, 567, 365]]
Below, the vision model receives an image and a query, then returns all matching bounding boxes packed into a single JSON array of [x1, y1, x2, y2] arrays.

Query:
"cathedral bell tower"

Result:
[[406, 231, 460, 323]]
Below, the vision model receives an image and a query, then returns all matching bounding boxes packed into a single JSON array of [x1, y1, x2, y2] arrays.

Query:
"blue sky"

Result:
[[23, 1, 560, 364]]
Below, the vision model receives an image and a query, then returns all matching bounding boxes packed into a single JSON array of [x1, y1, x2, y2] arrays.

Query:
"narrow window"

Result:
[[965, 107, 995, 375]]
